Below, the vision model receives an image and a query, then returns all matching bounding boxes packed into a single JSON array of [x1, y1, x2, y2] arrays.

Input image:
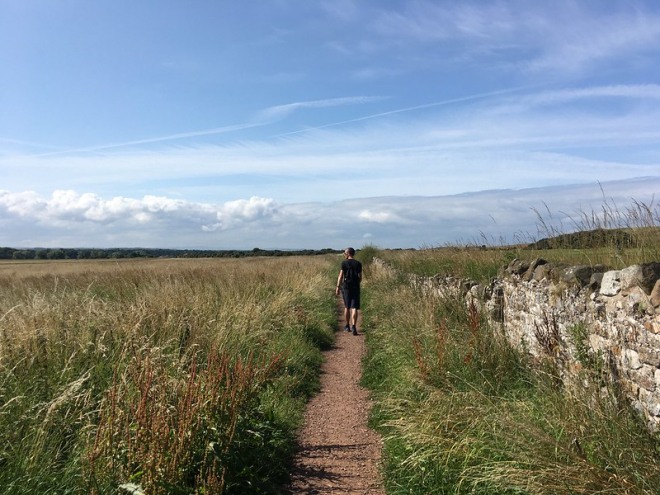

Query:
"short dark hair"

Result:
[[345, 247, 355, 256]]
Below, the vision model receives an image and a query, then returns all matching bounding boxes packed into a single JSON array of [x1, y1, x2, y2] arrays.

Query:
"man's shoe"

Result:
[[352, 326, 358, 335], [344, 325, 351, 332]]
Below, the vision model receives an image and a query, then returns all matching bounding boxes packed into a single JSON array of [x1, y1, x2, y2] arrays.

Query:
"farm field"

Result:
[[0, 255, 338, 494]]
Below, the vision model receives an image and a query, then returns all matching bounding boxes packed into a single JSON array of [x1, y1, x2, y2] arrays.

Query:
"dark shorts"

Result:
[[341, 286, 360, 310]]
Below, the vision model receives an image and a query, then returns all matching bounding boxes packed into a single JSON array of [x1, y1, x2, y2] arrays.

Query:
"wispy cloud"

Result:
[[19, 96, 386, 158], [256, 96, 388, 123], [510, 84, 660, 109], [269, 85, 537, 139], [372, 2, 517, 42], [2, 81, 658, 205], [30, 122, 267, 158], [0, 137, 66, 154], [366, 2, 660, 76], [527, 8, 660, 74], [320, 0, 359, 22]]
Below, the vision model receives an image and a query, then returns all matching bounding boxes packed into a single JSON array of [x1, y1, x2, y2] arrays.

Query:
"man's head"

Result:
[[344, 247, 355, 258]]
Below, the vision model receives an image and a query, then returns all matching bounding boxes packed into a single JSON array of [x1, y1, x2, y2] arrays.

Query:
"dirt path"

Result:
[[285, 303, 385, 494]]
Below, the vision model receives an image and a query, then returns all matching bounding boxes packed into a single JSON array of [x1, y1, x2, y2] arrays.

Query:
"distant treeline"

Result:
[[0, 247, 342, 260]]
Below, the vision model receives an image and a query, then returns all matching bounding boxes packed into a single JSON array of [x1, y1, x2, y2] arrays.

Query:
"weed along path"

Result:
[[285, 303, 385, 494]]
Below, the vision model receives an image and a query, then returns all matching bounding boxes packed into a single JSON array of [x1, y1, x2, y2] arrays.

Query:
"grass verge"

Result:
[[361, 253, 660, 494]]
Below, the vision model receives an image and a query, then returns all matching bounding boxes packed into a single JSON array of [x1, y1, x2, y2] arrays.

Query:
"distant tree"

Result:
[[47, 249, 66, 260], [0, 247, 16, 259], [12, 250, 33, 260]]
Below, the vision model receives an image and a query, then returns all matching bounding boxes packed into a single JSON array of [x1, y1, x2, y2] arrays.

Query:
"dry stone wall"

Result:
[[374, 258, 660, 431]]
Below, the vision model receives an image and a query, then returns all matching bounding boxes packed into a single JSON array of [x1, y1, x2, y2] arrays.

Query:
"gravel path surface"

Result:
[[285, 304, 385, 494]]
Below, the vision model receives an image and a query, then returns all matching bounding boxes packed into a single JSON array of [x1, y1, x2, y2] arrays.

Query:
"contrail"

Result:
[[269, 85, 539, 139], [20, 87, 534, 156], [0, 137, 66, 151], [31, 122, 267, 157], [25, 95, 384, 157]]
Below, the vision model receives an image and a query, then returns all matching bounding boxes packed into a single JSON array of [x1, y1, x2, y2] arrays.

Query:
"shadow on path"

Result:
[[284, 299, 384, 494]]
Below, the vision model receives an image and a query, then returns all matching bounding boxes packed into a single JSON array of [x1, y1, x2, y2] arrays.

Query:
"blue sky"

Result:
[[1, 1, 659, 249]]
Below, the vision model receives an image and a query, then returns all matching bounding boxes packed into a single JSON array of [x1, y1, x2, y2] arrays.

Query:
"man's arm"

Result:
[[335, 270, 344, 295]]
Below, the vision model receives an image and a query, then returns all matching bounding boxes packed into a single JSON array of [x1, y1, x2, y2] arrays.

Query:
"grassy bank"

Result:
[[378, 200, 660, 281], [0, 256, 337, 494], [361, 251, 660, 494]]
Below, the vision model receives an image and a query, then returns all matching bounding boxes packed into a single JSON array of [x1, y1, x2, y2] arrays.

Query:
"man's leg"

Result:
[[351, 288, 360, 334], [341, 290, 351, 331], [350, 308, 358, 335]]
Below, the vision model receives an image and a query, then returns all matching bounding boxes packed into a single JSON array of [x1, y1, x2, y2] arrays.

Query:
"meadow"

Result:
[[0, 256, 337, 494]]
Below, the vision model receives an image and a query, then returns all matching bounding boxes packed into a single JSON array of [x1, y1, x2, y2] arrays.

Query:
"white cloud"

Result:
[[366, 2, 660, 76], [510, 84, 660, 109], [0, 190, 218, 228], [3, 177, 658, 250], [321, 0, 360, 22], [0, 190, 46, 217], [256, 96, 387, 123], [527, 8, 660, 75], [202, 196, 279, 231], [357, 209, 396, 223], [372, 2, 517, 42]]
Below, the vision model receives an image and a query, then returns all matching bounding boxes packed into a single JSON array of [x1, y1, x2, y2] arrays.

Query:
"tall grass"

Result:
[[0, 256, 336, 494], [378, 198, 660, 279], [378, 246, 510, 282], [530, 196, 660, 268], [362, 254, 660, 494]]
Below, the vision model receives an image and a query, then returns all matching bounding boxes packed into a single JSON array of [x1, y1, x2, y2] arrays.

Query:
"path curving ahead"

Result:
[[285, 303, 385, 494]]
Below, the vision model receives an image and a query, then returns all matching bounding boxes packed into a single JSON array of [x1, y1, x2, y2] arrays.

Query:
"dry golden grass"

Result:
[[0, 255, 337, 494]]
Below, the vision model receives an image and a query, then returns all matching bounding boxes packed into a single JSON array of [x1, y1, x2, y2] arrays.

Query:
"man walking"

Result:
[[335, 247, 362, 335]]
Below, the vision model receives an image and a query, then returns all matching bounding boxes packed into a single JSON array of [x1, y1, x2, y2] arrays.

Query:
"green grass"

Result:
[[376, 246, 511, 282], [361, 249, 660, 494]]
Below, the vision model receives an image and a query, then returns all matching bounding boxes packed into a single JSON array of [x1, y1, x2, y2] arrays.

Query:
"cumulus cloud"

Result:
[[0, 190, 217, 228], [202, 196, 280, 231], [3, 177, 658, 250]]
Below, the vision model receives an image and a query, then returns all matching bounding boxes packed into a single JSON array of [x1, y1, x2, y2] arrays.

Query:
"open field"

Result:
[[0, 256, 338, 494]]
